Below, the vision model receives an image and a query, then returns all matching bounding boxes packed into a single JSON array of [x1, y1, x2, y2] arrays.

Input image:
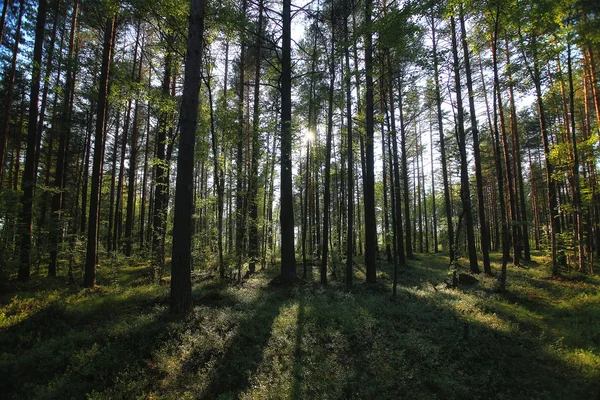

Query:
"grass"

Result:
[[0, 251, 599, 399]]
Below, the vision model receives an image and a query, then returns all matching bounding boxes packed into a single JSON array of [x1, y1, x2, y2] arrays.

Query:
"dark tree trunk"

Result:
[[83, 15, 115, 288], [171, 0, 205, 313], [430, 15, 455, 264], [397, 83, 413, 259], [235, 0, 247, 279], [0, 0, 8, 47], [49, 0, 78, 276], [321, 16, 335, 284], [566, 39, 584, 270], [152, 45, 173, 278], [493, 33, 519, 269], [0, 0, 25, 187], [279, 0, 296, 282], [247, 0, 263, 274], [490, 12, 509, 292], [124, 23, 142, 257], [343, 12, 353, 287], [459, 8, 490, 274], [450, 15, 479, 274], [363, 0, 377, 283], [17, 0, 47, 280]]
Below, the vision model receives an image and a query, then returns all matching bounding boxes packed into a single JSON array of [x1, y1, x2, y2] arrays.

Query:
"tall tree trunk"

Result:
[[344, 12, 354, 287], [0, 0, 25, 187], [429, 110, 438, 253], [492, 29, 520, 268], [139, 82, 151, 250], [381, 78, 393, 263], [279, 0, 296, 282], [386, 51, 407, 295], [235, 0, 247, 279], [321, 15, 335, 284], [247, 0, 263, 274], [107, 111, 120, 252], [491, 11, 509, 291], [397, 82, 413, 259], [504, 38, 530, 262], [83, 14, 115, 287], [17, 0, 47, 280], [171, 0, 205, 313], [80, 107, 93, 233], [450, 15, 479, 274], [459, 9, 490, 274], [152, 41, 173, 278], [0, 0, 9, 47], [363, 0, 377, 282], [124, 23, 142, 256], [48, 0, 79, 275], [430, 15, 455, 265], [566, 39, 584, 270]]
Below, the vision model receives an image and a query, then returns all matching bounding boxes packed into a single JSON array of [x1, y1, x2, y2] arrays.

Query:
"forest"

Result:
[[0, 0, 599, 398]]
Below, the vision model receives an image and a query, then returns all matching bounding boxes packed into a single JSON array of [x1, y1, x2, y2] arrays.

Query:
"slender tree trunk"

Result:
[[492, 29, 520, 268], [344, 12, 354, 287], [321, 17, 335, 284], [107, 111, 120, 252], [431, 16, 455, 265], [459, 9, 490, 273], [280, 0, 296, 282], [80, 107, 93, 233], [504, 38, 531, 262], [430, 112, 438, 253], [139, 83, 151, 250], [83, 15, 115, 287], [124, 23, 143, 257], [17, 0, 47, 280], [0, 0, 25, 187], [566, 39, 584, 270], [247, 0, 263, 274], [397, 82, 413, 259], [363, 0, 377, 282], [450, 15, 479, 274], [153, 45, 172, 278], [48, 0, 79, 276], [490, 12, 509, 291], [235, 0, 247, 280], [0, 0, 9, 47], [381, 79, 393, 263]]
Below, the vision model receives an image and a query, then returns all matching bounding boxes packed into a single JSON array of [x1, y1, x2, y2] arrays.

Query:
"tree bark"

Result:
[[363, 0, 377, 282], [17, 0, 47, 280], [0, 0, 25, 187], [83, 15, 115, 288], [459, 9, 490, 274], [171, 0, 206, 313], [279, 0, 297, 283]]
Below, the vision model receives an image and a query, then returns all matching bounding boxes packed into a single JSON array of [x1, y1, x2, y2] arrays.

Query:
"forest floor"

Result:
[[1, 252, 599, 399]]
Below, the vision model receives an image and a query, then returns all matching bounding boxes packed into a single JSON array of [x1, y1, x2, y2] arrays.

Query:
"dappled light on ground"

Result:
[[1, 252, 599, 399]]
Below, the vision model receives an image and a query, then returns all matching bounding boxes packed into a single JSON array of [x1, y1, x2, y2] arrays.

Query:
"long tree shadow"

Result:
[[290, 292, 305, 399], [197, 282, 292, 399]]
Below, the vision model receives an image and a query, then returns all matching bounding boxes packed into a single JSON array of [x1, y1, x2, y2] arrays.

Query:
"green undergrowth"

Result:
[[1, 252, 599, 399]]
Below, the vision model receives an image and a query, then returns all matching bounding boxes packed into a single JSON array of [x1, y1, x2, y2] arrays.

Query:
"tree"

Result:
[[17, 0, 47, 280], [84, 13, 116, 288], [363, 0, 377, 283]]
